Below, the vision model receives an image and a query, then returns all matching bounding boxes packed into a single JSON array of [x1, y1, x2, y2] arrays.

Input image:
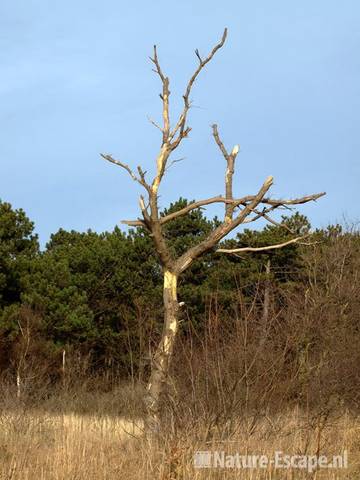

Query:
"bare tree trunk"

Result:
[[144, 270, 179, 432], [101, 28, 325, 435]]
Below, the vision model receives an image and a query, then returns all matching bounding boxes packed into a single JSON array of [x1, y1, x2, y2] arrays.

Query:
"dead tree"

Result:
[[101, 29, 325, 431]]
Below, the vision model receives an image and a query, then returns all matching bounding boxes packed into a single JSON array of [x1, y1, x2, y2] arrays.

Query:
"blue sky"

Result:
[[1, 1, 359, 245]]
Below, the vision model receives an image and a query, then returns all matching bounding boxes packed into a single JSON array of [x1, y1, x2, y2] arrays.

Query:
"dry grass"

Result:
[[0, 231, 359, 479], [0, 407, 359, 479], [0, 410, 143, 479]]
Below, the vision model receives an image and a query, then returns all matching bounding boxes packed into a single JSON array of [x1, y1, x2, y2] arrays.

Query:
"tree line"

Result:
[[1, 198, 358, 392]]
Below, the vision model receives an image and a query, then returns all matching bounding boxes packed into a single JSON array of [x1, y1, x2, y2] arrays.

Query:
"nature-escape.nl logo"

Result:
[[193, 450, 348, 473]]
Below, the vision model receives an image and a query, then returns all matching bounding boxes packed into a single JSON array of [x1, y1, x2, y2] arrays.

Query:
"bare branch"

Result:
[[139, 195, 151, 224], [195, 48, 202, 64], [258, 211, 294, 232], [212, 124, 239, 221], [184, 28, 227, 108], [147, 115, 164, 132], [123, 191, 325, 228], [242, 206, 295, 234], [149, 30, 228, 197], [152, 145, 172, 193], [101, 154, 140, 182], [101, 153, 151, 192], [123, 196, 232, 230], [175, 176, 274, 274], [150, 45, 166, 82], [159, 195, 231, 224], [212, 124, 229, 159], [232, 176, 274, 226], [260, 192, 326, 207], [121, 197, 151, 230], [229, 191, 326, 210], [137, 166, 151, 192], [230, 191, 324, 231], [243, 206, 278, 223], [121, 219, 146, 227], [164, 157, 185, 173], [169, 29, 228, 143], [217, 236, 308, 254], [150, 45, 170, 143]]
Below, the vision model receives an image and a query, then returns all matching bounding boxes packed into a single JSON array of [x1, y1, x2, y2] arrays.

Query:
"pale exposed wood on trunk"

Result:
[[144, 270, 179, 431]]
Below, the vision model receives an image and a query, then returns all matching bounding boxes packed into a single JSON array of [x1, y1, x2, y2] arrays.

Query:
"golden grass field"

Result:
[[0, 407, 359, 479]]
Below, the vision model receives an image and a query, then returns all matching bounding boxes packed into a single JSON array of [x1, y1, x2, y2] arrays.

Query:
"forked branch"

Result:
[[243, 207, 295, 233], [150, 45, 170, 143], [169, 29, 228, 147], [122, 191, 325, 228], [212, 124, 239, 220], [101, 154, 151, 192], [174, 176, 274, 273]]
